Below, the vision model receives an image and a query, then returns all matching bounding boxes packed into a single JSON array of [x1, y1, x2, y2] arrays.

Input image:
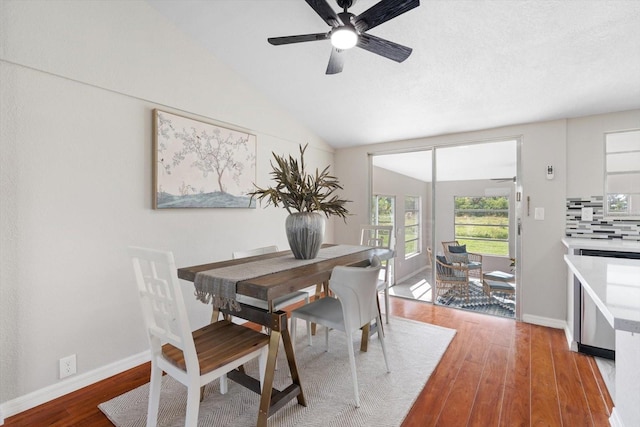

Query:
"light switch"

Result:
[[534, 207, 545, 220], [582, 207, 594, 221]]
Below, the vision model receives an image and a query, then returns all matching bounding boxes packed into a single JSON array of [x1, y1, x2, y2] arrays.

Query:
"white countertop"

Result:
[[564, 254, 640, 333], [562, 237, 640, 253]]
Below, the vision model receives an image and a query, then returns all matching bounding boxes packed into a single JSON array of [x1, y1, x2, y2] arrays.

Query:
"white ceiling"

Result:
[[147, 0, 640, 149]]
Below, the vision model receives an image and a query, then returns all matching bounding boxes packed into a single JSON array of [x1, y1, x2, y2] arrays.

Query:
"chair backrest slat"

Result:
[[129, 247, 198, 372], [359, 225, 393, 250]]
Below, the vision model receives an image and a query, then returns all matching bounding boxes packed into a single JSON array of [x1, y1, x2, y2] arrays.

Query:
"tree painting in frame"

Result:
[[153, 109, 256, 208]]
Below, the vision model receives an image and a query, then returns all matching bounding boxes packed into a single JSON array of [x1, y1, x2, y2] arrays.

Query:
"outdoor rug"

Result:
[[437, 280, 515, 318], [99, 317, 456, 427]]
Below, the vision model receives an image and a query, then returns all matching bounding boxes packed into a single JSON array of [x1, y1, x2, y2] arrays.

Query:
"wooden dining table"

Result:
[[177, 244, 381, 427]]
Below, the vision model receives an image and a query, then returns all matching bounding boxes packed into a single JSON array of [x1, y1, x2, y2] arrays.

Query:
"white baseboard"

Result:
[[0, 350, 150, 423], [521, 314, 567, 330], [609, 407, 624, 427], [564, 325, 578, 351]]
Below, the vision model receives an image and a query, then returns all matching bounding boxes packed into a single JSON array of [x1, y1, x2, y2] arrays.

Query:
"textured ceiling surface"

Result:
[[147, 0, 640, 149]]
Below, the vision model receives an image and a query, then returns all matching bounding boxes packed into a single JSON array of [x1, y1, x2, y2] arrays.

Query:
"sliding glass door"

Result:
[[370, 139, 520, 319], [371, 150, 433, 301], [434, 140, 518, 318]]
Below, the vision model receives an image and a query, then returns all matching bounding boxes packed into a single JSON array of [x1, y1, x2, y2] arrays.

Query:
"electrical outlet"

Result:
[[59, 354, 76, 379]]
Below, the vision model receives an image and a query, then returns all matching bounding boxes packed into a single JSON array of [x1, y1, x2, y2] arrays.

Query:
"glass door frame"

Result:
[[368, 137, 522, 320]]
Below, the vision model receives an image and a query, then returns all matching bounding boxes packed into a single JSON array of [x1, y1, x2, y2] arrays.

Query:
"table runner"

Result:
[[194, 245, 371, 310]]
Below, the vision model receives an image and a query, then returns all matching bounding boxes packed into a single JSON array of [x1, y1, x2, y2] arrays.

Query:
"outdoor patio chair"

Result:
[[441, 240, 483, 281], [432, 248, 471, 302]]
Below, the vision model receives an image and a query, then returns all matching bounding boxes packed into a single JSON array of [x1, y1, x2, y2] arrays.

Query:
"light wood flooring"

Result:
[[4, 297, 613, 426]]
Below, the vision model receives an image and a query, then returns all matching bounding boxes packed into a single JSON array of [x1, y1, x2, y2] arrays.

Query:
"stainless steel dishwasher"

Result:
[[578, 249, 640, 360]]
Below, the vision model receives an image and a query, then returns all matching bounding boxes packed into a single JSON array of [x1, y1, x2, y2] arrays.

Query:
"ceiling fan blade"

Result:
[[357, 33, 412, 62], [305, 0, 343, 27], [326, 47, 345, 74], [354, 0, 420, 33], [268, 33, 329, 45]]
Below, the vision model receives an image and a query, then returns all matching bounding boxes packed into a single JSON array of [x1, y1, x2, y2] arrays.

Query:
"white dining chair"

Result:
[[129, 246, 270, 427], [360, 225, 395, 324], [290, 256, 390, 408]]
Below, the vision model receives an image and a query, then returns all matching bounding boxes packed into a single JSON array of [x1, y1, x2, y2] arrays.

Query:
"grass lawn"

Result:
[[456, 215, 509, 256]]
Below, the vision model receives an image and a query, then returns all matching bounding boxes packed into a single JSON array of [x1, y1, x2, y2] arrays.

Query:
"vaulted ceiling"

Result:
[[148, 0, 640, 149]]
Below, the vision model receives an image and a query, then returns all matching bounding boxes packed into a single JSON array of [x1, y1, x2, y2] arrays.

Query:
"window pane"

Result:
[[630, 194, 640, 216], [607, 194, 628, 214], [458, 238, 509, 256], [405, 224, 418, 240], [454, 196, 509, 256], [372, 195, 394, 225], [606, 152, 640, 173], [405, 240, 417, 255], [607, 132, 640, 153], [405, 197, 419, 211], [605, 130, 640, 218], [608, 193, 640, 216], [606, 172, 640, 193], [404, 196, 420, 258]]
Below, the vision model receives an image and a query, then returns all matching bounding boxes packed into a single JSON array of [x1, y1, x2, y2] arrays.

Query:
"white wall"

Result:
[[0, 0, 334, 415]]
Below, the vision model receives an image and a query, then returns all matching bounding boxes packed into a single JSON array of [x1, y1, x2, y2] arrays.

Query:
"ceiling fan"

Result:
[[268, 0, 420, 74]]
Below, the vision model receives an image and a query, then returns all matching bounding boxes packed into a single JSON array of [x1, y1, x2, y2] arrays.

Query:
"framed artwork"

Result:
[[153, 109, 256, 209]]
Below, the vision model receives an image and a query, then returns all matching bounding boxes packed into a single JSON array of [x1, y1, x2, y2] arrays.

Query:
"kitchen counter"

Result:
[[564, 255, 640, 333], [564, 253, 640, 427], [562, 237, 640, 253]]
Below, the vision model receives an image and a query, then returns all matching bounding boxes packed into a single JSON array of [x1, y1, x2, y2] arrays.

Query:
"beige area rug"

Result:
[[99, 317, 456, 427]]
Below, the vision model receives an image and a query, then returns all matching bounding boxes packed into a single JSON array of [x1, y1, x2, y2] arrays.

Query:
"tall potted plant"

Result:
[[248, 144, 350, 259]]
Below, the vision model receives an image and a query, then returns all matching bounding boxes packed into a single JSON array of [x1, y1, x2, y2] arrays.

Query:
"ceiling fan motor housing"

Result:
[[337, 12, 356, 28], [336, 0, 356, 9]]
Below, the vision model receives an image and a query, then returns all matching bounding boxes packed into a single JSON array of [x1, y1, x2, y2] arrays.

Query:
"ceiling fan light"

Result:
[[331, 27, 357, 50]]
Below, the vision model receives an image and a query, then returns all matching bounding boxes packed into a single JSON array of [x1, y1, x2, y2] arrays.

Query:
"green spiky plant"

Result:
[[248, 144, 350, 220]]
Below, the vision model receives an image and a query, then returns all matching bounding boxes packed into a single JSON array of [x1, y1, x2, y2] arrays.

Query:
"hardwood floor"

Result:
[[394, 299, 613, 427], [4, 297, 613, 426]]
